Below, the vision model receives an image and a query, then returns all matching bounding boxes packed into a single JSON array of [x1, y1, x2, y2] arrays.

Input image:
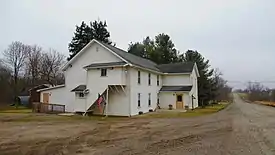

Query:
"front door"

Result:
[[43, 93, 49, 103], [176, 94, 184, 109]]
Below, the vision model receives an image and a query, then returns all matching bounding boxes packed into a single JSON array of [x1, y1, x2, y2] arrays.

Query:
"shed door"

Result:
[[43, 93, 49, 103], [176, 94, 184, 109]]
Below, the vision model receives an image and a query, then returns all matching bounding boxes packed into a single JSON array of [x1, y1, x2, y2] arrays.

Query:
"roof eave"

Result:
[[159, 90, 190, 92], [131, 65, 162, 74], [37, 84, 65, 92], [84, 64, 129, 70], [162, 72, 191, 75], [62, 39, 131, 71]]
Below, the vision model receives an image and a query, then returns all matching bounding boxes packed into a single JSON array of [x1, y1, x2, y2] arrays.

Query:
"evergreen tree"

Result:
[[91, 20, 111, 44], [128, 42, 147, 58], [68, 20, 112, 60], [182, 50, 215, 106], [128, 34, 179, 64], [68, 22, 90, 60], [154, 33, 179, 64]]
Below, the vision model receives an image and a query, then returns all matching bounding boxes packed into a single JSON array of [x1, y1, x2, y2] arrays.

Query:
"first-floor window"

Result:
[[157, 75, 159, 86], [138, 93, 141, 107], [148, 93, 151, 106], [79, 92, 85, 98]]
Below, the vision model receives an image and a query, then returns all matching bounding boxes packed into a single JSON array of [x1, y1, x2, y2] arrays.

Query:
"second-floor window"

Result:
[[138, 71, 141, 84], [101, 68, 107, 76], [148, 73, 151, 85], [157, 75, 159, 86], [148, 93, 151, 106], [138, 93, 141, 107]]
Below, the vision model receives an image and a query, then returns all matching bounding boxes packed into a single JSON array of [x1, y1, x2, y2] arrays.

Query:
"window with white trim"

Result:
[[138, 71, 141, 84], [79, 92, 85, 98], [101, 68, 107, 76], [157, 75, 159, 86], [138, 93, 141, 107], [148, 73, 151, 85], [148, 93, 151, 107]]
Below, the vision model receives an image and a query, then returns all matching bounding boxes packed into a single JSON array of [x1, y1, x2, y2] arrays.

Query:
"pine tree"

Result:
[[128, 34, 179, 64], [182, 50, 215, 106], [91, 20, 111, 44], [68, 20, 112, 61], [68, 22, 90, 60]]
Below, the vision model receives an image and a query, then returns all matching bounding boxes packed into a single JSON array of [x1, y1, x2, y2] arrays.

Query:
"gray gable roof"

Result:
[[157, 62, 194, 73], [160, 86, 192, 92], [98, 41, 194, 74], [84, 62, 126, 69], [99, 42, 160, 72]]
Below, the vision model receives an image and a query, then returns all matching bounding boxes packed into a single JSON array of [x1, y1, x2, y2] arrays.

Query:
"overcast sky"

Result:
[[1, 0, 275, 88]]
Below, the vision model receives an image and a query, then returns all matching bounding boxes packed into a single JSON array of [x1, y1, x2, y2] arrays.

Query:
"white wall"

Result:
[[39, 87, 73, 111], [159, 92, 189, 109], [42, 42, 123, 112], [85, 66, 128, 112], [189, 68, 198, 108], [162, 74, 191, 86], [74, 93, 86, 112], [106, 87, 129, 116], [128, 67, 162, 115], [159, 92, 176, 109]]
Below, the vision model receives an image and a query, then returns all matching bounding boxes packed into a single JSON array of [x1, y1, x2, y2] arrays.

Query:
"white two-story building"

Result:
[[37, 39, 200, 116]]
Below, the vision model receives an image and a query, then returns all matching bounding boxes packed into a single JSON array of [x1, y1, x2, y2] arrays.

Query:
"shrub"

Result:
[[168, 104, 173, 110]]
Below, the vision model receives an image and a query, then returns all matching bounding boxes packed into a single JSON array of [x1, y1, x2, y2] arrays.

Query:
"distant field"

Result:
[[256, 101, 275, 107]]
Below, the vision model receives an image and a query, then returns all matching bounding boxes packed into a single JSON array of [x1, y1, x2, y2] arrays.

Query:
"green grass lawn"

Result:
[[0, 106, 32, 113], [139, 103, 229, 118]]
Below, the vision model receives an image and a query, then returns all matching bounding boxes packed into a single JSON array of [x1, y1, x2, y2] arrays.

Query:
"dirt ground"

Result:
[[1, 95, 275, 155]]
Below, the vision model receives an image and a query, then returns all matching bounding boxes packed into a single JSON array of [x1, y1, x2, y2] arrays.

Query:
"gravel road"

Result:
[[1, 94, 275, 155], [123, 94, 275, 155]]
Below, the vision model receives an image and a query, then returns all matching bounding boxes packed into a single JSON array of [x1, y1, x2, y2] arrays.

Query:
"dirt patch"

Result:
[[1, 98, 275, 155]]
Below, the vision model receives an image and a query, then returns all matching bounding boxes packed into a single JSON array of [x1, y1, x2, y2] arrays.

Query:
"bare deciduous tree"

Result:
[[25, 45, 42, 85], [3, 41, 28, 97], [0, 60, 12, 103], [212, 68, 232, 102], [246, 82, 270, 101], [40, 49, 65, 86]]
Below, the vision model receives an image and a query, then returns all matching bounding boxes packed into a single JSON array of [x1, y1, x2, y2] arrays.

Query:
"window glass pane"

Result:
[[177, 95, 182, 102], [157, 75, 159, 86], [148, 93, 151, 106], [101, 69, 107, 76], [148, 73, 151, 85], [79, 93, 84, 98], [138, 93, 141, 107], [138, 71, 141, 84]]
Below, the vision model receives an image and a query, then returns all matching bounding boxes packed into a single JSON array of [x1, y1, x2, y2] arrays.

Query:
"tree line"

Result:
[[0, 42, 65, 103], [237, 82, 275, 102], [68, 20, 232, 106]]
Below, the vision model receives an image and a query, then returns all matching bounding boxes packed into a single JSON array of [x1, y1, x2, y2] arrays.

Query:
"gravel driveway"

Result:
[[1, 94, 275, 155]]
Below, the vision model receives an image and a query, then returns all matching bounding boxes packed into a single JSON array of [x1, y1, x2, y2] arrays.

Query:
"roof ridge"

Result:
[[158, 62, 194, 66], [99, 41, 158, 65]]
